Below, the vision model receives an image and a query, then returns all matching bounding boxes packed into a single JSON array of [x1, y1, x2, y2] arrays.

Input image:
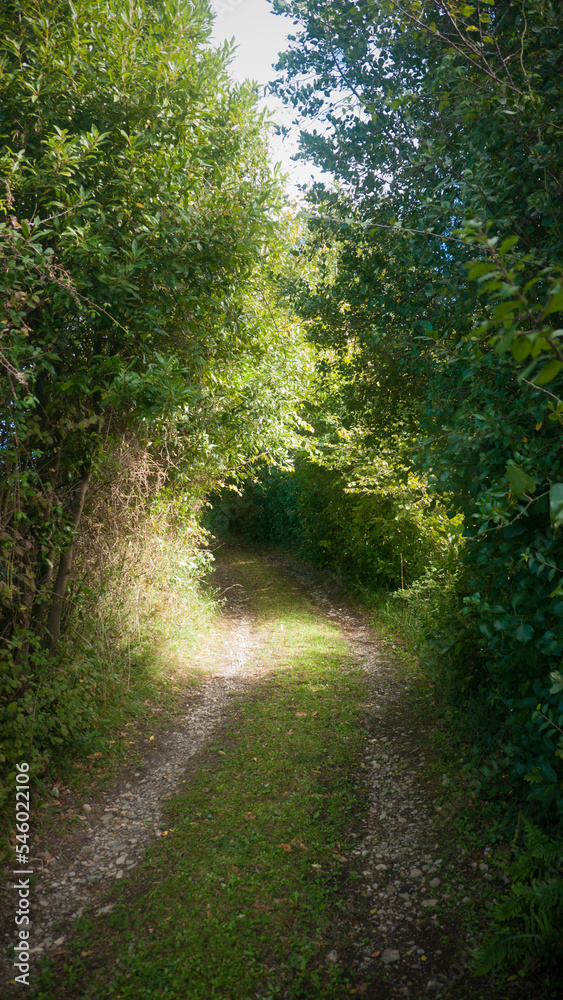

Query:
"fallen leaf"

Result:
[[148, 736, 154, 742], [296, 712, 307, 717], [372, 950, 381, 958], [286, 729, 293, 735], [312, 711, 318, 717], [278, 843, 292, 852]]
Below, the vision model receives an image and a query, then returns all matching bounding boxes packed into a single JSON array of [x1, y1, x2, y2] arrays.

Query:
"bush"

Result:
[[0, 438, 216, 830], [215, 456, 460, 591]]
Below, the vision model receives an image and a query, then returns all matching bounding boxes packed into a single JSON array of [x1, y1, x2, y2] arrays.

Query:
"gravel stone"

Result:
[[381, 948, 401, 964]]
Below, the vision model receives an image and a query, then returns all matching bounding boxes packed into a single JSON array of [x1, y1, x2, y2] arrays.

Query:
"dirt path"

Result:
[[2, 544, 549, 999], [2, 555, 263, 991]]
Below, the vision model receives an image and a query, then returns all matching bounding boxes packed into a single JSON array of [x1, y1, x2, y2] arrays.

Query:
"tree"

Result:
[[270, 0, 563, 818], [0, 0, 313, 798]]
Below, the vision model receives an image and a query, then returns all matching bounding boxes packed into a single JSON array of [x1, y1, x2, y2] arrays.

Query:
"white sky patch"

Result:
[[209, 0, 329, 198]]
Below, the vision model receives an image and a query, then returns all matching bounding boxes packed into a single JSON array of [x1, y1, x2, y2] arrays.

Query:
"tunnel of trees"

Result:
[[1, 0, 563, 981]]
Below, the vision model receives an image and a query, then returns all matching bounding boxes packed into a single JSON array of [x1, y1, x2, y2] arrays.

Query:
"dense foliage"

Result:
[[0, 0, 311, 802], [267, 0, 563, 822]]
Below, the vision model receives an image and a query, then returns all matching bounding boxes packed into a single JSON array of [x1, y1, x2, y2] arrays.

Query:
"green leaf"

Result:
[[541, 761, 558, 783], [467, 261, 497, 279], [544, 292, 563, 317], [515, 624, 534, 642], [533, 360, 563, 385], [498, 235, 519, 256], [549, 484, 563, 528], [511, 337, 531, 362], [493, 300, 525, 321], [507, 464, 536, 496]]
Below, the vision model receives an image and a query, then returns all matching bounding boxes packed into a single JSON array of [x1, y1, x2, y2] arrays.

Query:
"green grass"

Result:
[[30, 550, 370, 1000]]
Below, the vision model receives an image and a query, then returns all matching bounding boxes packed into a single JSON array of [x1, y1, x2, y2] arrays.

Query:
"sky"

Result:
[[208, 0, 325, 195]]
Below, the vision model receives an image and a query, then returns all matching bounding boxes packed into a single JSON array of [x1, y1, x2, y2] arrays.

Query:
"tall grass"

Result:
[[0, 438, 220, 842]]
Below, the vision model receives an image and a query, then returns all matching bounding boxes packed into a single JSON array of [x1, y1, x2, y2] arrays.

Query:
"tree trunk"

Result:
[[45, 465, 92, 656]]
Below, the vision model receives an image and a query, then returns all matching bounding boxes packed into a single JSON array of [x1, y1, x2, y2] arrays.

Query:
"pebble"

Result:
[[381, 948, 401, 964]]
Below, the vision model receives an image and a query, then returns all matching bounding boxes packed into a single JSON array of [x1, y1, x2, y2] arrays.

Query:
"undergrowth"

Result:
[[367, 569, 563, 986], [1, 442, 220, 851], [473, 815, 563, 979]]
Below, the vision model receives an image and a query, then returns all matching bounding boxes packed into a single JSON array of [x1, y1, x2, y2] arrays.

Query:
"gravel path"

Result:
[[262, 550, 546, 1000], [1, 546, 549, 999], [1, 558, 264, 993]]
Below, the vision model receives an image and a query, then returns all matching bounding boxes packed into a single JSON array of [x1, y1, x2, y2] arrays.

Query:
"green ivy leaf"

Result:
[[515, 623, 534, 642]]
